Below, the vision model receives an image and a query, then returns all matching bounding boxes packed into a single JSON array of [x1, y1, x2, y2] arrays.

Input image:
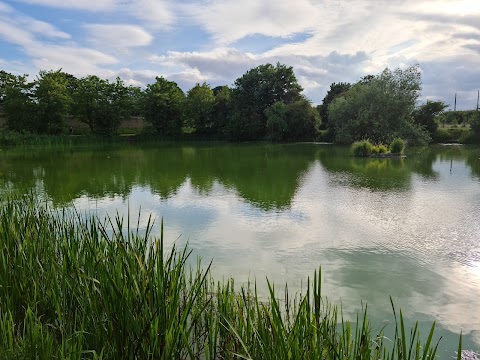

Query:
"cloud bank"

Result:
[[0, 0, 479, 108]]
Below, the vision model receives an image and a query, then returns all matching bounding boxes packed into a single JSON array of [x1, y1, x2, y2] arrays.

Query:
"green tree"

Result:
[[1, 71, 37, 132], [72, 76, 130, 135], [211, 86, 231, 134], [185, 83, 215, 134], [228, 63, 303, 141], [142, 77, 185, 136], [265, 99, 319, 142], [284, 99, 319, 141], [34, 70, 72, 134], [412, 100, 447, 136], [1, 70, 19, 112], [471, 111, 480, 136], [329, 65, 428, 145], [318, 82, 351, 131], [127, 86, 143, 117], [265, 101, 288, 141]]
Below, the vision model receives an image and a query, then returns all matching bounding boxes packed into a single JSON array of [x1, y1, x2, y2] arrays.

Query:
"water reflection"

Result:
[[0, 144, 315, 209], [1, 143, 480, 356]]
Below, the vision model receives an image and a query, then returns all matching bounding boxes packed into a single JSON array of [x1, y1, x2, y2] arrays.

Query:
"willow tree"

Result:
[[329, 65, 429, 144]]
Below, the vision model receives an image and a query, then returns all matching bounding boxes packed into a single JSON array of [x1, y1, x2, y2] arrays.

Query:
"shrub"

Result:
[[377, 144, 388, 154], [389, 138, 405, 154], [471, 112, 480, 135], [351, 139, 373, 157]]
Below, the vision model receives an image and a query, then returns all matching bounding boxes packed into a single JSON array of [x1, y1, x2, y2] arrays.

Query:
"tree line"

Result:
[[0, 64, 318, 141], [1, 63, 478, 143]]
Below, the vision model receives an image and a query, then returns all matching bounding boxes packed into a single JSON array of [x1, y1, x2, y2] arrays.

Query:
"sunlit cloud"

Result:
[[84, 24, 153, 49], [0, 0, 479, 108]]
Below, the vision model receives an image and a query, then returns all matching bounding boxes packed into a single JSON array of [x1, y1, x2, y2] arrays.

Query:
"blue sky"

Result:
[[0, 0, 479, 109]]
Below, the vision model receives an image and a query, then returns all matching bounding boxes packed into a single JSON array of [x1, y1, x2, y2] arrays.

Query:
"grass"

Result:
[[351, 140, 374, 157], [0, 195, 461, 359]]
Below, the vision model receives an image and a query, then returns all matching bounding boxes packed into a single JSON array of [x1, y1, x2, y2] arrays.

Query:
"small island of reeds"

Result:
[[351, 138, 405, 158]]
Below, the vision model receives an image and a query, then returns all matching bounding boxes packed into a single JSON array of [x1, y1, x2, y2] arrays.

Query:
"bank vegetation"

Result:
[[0, 195, 462, 359]]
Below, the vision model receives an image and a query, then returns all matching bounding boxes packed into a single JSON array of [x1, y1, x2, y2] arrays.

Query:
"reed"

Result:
[[0, 195, 459, 359]]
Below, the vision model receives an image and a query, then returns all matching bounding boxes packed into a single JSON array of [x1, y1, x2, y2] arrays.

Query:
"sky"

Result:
[[0, 0, 479, 109]]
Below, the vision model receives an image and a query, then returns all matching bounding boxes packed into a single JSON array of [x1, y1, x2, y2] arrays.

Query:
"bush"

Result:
[[351, 139, 373, 157], [432, 127, 469, 143], [471, 112, 480, 135], [377, 144, 388, 154], [389, 138, 405, 154]]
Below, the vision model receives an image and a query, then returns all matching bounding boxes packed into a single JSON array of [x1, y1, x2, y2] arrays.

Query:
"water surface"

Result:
[[1, 143, 479, 356]]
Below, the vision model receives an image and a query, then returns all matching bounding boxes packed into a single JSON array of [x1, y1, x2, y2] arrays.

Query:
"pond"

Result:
[[1, 142, 479, 357]]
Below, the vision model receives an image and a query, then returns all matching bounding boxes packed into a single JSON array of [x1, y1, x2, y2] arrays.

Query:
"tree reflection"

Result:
[[0, 143, 316, 210]]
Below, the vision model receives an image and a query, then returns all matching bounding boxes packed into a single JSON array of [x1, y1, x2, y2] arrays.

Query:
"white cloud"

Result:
[[123, 0, 174, 30], [0, 4, 69, 45], [84, 24, 153, 49], [12, 0, 116, 11], [2, 0, 480, 109], [0, 1, 13, 13], [27, 44, 118, 75], [184, 0, 322, 44], [27, 19, 71, 39], [0, 20, 33, 45], [12, 0, 175, 29], [147, 48, 369, 103]]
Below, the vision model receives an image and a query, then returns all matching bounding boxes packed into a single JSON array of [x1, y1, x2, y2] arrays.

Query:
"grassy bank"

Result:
[[0, 196, 458, 359]]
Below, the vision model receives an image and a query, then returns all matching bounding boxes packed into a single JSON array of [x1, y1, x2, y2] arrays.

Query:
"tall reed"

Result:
[[0, 195, 459, 359]]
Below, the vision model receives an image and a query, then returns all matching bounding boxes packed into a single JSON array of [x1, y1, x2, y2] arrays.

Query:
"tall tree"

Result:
[[142, 77, 185, 136], [412, 100, 447, 136], [265, 99, 319, 142], [72, 76, 130, 135], [318, 82, 351, 131], [228, 63, 303, 141], [1, 71, 37, 132], [185, 83, 215, 134], [34, 70, 72, 134], [329, 65, 429, 144], [211, 86, 231, 134]]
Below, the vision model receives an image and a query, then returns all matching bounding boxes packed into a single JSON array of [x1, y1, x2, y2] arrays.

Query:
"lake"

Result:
[[1, 142, 479, 357]]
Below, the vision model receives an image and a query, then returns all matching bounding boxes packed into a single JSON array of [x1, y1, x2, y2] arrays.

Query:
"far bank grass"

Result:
[[0, 195, 462, 359], [1, 127, 480, 148]]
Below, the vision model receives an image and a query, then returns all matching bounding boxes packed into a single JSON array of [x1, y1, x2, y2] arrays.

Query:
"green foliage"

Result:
[[390, 138, 405, 154], [228, 63, 303, 140], [0, 195, 451, 359], [329, 65, 428, 145], [1, 72, 37, 132], [437, 110, 476, 127], [142, 76, 185, 136], [351, 139, 374, 157], [377, 144, 388, 154], [470, 111, 480, 135], [318, 82, 351, 130], [211, 85, 232, 134], [432, 127, 470, 143], [412, 101, 447, 136], [34, 70, 72, 134], [265, 101, 288, 141], [185, 82, 215, 134], [265, 99, 319, 141], [72, 76, 130, 135]]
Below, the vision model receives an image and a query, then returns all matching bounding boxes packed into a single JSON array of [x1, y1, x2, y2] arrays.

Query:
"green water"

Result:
[[1, 142, 479, 356]]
